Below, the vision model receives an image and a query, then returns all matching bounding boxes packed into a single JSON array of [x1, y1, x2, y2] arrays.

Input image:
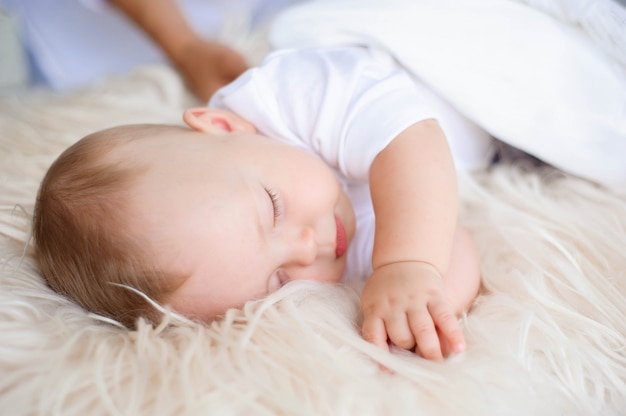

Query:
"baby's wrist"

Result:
[[373, 260, 443, 279]]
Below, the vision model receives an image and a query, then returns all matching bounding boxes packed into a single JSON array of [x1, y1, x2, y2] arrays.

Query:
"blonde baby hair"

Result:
[[32, 124, 188, 328]]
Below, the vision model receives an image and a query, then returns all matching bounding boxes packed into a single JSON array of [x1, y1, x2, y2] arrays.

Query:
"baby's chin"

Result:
[[304, 268, 345, 286], [327, 263, 347, 284]]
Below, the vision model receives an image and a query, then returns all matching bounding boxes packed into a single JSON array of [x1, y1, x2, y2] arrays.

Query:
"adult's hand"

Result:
[[110, 0, 247, 101], [175, 39, 248, 102]]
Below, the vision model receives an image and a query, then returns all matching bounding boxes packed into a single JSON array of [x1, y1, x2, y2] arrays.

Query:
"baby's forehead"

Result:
[[95, 123, 190, 143], [100, 124, 190, 156], [121, 124, 191, 141]]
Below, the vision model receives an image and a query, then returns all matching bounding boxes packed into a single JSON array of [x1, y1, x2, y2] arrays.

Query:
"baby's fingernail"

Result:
[[455, 342, 466, 352]]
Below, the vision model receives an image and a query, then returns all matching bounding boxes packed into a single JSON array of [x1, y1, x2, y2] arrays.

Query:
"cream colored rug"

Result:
[[1, 61, 626, 414]]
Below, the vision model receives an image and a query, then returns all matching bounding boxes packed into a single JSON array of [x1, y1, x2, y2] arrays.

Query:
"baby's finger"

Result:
[[361, 316, 389, 352], [384, 314, 416, 351], [437, 328, 452, 357], [407, 308, 442, 360], [429, 300, 465, 354]]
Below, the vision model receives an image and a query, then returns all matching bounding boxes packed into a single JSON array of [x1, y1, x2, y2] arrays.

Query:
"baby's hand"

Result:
[[360, 261, 465, 360]]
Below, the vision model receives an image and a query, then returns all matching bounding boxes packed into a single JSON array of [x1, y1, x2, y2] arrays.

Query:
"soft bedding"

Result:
[[271, 0, 626, 189], [1, 1, 626, 415]]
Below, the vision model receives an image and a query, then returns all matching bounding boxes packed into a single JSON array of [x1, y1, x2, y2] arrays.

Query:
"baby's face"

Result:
[[121, 117, 356, 321]]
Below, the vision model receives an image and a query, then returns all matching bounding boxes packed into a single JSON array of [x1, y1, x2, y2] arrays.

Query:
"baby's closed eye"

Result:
[[264, 187, 283, 226]]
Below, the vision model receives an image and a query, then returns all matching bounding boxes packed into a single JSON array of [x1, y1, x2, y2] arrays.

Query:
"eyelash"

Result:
[[265, 188, 282, 224]]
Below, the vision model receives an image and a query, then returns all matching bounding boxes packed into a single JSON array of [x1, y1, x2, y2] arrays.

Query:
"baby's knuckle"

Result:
[[360, 301, 378, 314], [361, 328, 383, 343], [392, 335, 415, 349], [413, 323, 433, 338], [434, 310, 456, 324], [386, 295, 403, 307], [362, 304, 386, 318], [361, 329, 376, 342]]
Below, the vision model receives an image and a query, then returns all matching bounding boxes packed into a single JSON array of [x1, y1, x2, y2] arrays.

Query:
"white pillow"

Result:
[[271, 0, 626, 190]]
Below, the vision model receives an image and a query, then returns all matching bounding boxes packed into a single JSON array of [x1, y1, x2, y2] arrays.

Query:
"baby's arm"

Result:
[[361, 119, 466, 360]]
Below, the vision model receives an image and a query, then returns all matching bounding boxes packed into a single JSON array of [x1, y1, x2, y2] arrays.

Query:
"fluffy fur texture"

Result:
[[1, 17, 626, 415]]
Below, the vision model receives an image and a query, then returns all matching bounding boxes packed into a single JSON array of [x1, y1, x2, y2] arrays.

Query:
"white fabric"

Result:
[[210, 45, 494, 282], [270, 0, 626, 191], [510, 0, 626, 71]]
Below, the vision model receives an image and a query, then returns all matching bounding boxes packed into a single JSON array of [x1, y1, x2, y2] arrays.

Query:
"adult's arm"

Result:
[[109, 0, 248, 101]]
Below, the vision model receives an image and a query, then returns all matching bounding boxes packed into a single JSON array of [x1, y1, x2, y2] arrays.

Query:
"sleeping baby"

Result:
[[32, 45, 487, 361]]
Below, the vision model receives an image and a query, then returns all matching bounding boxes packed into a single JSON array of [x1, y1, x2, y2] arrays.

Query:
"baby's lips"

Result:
[[334, 214, 347, 258]]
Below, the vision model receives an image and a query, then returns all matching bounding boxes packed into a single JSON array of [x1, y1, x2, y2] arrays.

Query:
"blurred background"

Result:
[[1, 0, 624, 96], [0, 0, 299, 94]]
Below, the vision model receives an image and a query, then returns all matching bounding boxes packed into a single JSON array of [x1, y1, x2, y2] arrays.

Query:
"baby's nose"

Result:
[[285, 226, 317, 266]]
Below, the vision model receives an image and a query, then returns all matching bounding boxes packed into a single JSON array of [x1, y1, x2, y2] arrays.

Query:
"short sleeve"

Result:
[[210, 46, 439, 180]]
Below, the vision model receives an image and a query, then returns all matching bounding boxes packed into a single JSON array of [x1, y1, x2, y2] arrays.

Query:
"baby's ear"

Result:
[[183, 108, 257, 135]]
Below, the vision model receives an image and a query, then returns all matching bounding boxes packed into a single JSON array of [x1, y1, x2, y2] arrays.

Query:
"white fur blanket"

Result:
[[2, 4, 626, 416]]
